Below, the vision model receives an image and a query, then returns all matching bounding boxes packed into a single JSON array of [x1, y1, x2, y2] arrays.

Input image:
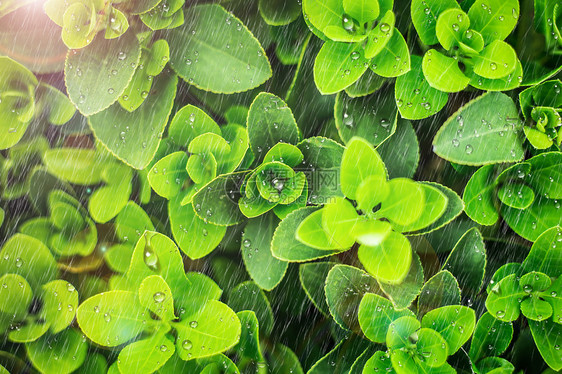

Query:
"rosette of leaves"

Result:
[[0, 234, 88, 374], [147, 104, 249, 259], [303, 0, 411, 94], [484, 227, 562, 370], [0, 57, 75, 150], [0, 137, 49, 200], [295, 137, 462, 284], [519, 79, 562, 149], [357, 293, 476, 373], [403, 0, 522, 119], [19, 190, 97, 257], [43, 146, 142, 223], [462, 152, 562, 241], [77, 231, 241, 374], [44, 0, 130, 49]]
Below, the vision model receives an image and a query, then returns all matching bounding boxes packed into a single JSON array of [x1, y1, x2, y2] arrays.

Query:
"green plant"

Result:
[[1, 0, 562, 373]]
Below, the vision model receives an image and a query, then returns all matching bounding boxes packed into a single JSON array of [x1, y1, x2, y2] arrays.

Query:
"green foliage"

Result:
[[1, 0, 561, 372]]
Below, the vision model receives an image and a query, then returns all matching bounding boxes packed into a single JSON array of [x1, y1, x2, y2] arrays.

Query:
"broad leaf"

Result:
[[358, 293, 415, 343], [168, 4, 272, 93]]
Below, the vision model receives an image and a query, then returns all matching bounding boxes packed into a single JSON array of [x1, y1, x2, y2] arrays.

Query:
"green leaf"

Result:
[[138, 275, 176, 321], [271, 207, 345, 261], [485, 274, 526, 322], [40, 280, 79, 334], [375, 178, 424, 226], [65, 31, 141, 116], [235, 311, 266, 372], [472, 40, 517, 79], [469, 58, 523, 91], [358, 230, 412, 283], [76, 290, 150, 347], [0, 274, 32, 318], [467, 0, 519, 44], [343, 0, 379, 23], [433, 92, 524, 165], [191, 172, 247, 226], [522, 226, 562, 277], [326, 265, 382, 333], [422, 49, 469, 93], [173, 300, 241, 360], [421, 305, 476, 354], [521, 294, 552, 321], [148, 152, 188, 199], [268, 343, 304, 374], [411, 0, 461, 45], [335, 91, 397, 147], [529, 319, 562, 371], [526, 152, 562, 200], [259, 0, 301, 26], [341, 137, 386, 200], [442, 228, 487, 295], [297, 137, 345, 203], [409, 182, 463, 235], [463, 165, 499, 225], [497, 183, 535, 209], [0, 234, 57, 293], [88, 165, 132, 223], [307, 335, 371, 373], [118, 332, 175, 374], [298, 262, 337, 315], [321, 197, 360, 248], [296, 209, 346, 249], [364, 351, 394, 373], [314, 41, 369, 94], [355, 177, 389, 213], [435, 8, 470, 50], [242, 214, 288, 291], [358, 293, 415, 343], [369, 30, 410, 78], [364, 11, 395, 59], [228, 281, 274, 336], [418, 270, 462, 318], [26, 329, 88, 374], [37, 83, 75, 125], [469, 312, 513, 362], [42, 148, 105, 185], [386, 315, 421, 350], [168, 104, 221, 146], [247, 92, 301, 161], [125, 232, 192, 307], [501, 195, 562, 242], [376, 119, 419, 179], [393, 183, 447, 233], [89, 71, 178, 170], [168, 4, 272, 93], [304, 0, 367, 42], [378, 253, 424, 309], [416, 328, 449, 368], [394, 55, 448, 120]]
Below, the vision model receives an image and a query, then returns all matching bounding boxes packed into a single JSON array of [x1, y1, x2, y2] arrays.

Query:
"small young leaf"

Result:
[[369, 30, 410, 78], [358, 293, 415, 343], [138, 275, 176, 321], [395, 55, 448, 120], [340, 137, 386, 200], [421, 305, 476, 354], [296, 210, 346, 250], [358, 231, 412, 283], [174, 300, 241, 360], [497, 183, 535, 209], [375, 178, 424, 226], [422, 49, 469, 93], [472, 40, 517, 79], [435, 8, 470, 50], [485, 274, 526, 322], [314, 41, 369, 94], [411, 0, 461, 45]]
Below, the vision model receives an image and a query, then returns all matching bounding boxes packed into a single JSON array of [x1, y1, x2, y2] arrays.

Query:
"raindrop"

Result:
[[153, 292, 165, 303]]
